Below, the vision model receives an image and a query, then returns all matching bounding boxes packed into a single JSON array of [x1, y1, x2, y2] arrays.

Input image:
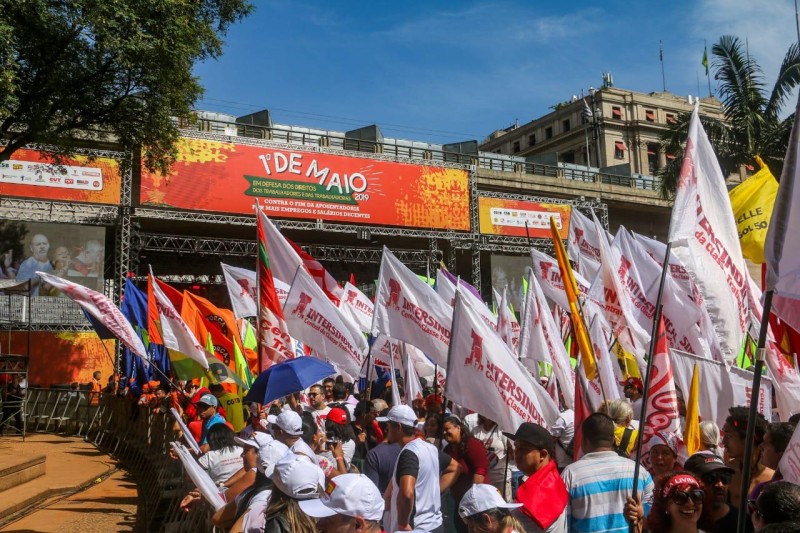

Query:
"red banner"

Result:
[[478, 197, 571, 238], [140, 138, 471, 230], [0, 148, 122, 205]]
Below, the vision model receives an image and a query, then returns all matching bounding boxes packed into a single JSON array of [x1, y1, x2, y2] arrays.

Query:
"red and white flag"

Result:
[[283, 267, 367, 379], [581, 305, 623, 410], [668, 105, 749, 365], [495, 287, 516, 352], [338, 282, 374, 334], [518, 271, 576, 409], [261, 214, 343, 303], [766, 94, 800, 333], [568, 208, 607, 280], [446, 289, 559, 432], [373, 247, 452, 367], [149, 273, 210, 370], [641, 317, 681, 452], [404, 343, 424, 403], [530, 248, 590, 310], [37, 272, 148, 361], [588, 213, 650, 358], [371, 334, 405, 373], [221, 263, 258, 319]]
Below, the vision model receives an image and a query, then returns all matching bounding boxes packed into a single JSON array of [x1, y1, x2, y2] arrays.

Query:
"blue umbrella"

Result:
[[243, 357, 336, 405]]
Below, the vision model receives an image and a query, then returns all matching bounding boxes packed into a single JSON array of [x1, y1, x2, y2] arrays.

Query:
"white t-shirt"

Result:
[[197, 446, 244, 484], [310, 406, 331, 431], [290, 438, 320, 466], [240, 489, 272, 533], [319, 439, 356, 470], [388, 438, 442, 532], [550, 409, 575, 469], [471, 423, 512, 485]]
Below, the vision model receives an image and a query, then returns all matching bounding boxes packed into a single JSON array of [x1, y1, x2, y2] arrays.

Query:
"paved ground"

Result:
[[0, 470, 138, 533]]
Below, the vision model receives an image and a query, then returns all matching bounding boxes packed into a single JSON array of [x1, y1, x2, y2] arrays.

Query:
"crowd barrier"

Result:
[[13, 390, 217, 532]]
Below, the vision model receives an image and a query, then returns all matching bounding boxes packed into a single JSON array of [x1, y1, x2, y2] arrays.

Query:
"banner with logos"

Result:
[[140, 138, 471, 230], [478, 196, 571, 238]]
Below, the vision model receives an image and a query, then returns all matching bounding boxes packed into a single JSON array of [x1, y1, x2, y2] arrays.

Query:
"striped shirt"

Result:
[[560, 451, 653, 533]]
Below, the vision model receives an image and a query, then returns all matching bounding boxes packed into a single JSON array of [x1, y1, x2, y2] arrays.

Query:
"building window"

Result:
[[614, 140, 626, 159], [612, 106, 623, 119], [562, 151, 575, 164], [645, 109, 655, 122], [647, 143, 660, 173], [513, 141, 520, 153], [528, 134, 536, 146], [545, 126, 553, 139], [666, 113, 677, 124], [562, 119, 571, 132]]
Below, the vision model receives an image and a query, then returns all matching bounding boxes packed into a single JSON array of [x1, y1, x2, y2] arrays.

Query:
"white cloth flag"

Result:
[[495, 287, 516, 352], [373, 247, 452, 367], [588, 216, 650, 358], [518, 271, 575, 409], [170, 442, 226, 511], [568, 208, 606, 280], [766, 94, 800, 332], [446, 290, 558, 432], [283, 267, 367, 379], [261, 213, 343, 302], [435, 270, 495, 327], [641, 322, 681, 453], [633, 233, 697, 299], [668, 106, 750, 365], [221, 263, 258, 319], [37, 272, 148, 361], [150, 274, 209, 370], [404, 344, 424, 402], [338, 282, 374, 334], [729, 367, 773, 420], [371, 334, 405, 373], [779, 424, 800, 485], [530, 248, 591, 310], [671, 349, 734, 428], [584, 307, 623, 410]]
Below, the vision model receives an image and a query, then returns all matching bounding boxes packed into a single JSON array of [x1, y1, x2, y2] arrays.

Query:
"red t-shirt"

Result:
[[444, 436, 490, 502]]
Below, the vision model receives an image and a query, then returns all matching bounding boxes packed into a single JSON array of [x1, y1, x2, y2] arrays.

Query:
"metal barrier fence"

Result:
[[17, 390, 217, 532]]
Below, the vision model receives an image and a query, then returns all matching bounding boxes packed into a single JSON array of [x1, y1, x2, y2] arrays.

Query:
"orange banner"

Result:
[[140, 138, 471, 230], [478, 197, 571, 238], [0, 148, 122, 205]]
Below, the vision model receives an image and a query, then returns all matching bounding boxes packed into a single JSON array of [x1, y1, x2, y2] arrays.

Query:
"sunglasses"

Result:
[[308, 392, 319, 397], [670, 489, 704, 505], [700, 471, 732, 485]]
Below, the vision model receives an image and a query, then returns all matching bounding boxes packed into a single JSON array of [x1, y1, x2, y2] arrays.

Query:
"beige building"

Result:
[[479, 85, 725, 179]]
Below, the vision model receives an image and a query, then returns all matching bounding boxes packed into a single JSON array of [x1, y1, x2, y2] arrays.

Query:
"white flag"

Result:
[[766, 95, 800, 332], [446, 290, 558, 432], [530, 248, 590, 310], [150, 274, 209, 370], [641, 320, 681, 453], [585, 306, 623, 409], [729, 367, 773, 420], [568, 208, 606, 280], [518, 271, 575, 409], [670, 349, 734, 428], [371, 334, 405, 373], [221, 263, 258, 319], [283, 267, 367, 379], [404, 344, 424, 403], [588, 214, 650, 358], [373, 247, 452, 367], [495, 287, 515, 352], [36, 272, 148, 361], [668, 106, 749, 365], [778, 424, 800, 484], [338, 282, 374, 334], [436, 270, 495, 328]]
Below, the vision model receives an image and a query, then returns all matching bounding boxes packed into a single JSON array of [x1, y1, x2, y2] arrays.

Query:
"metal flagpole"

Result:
[[737, 290, 773, 533], [630, 242, 672, 531]]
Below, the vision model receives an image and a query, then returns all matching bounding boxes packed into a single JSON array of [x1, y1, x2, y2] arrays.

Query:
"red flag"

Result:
[[573, 364, 592, 461], [349, 273, 356, 286], [286, 236, 343, 304], [147, 274, 183, 345], [641, 316, 680, 452], [257, 207, 295, 371]]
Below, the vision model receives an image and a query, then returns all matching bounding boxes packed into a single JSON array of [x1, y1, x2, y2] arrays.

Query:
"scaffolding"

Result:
[[0, 279, 32, 439]]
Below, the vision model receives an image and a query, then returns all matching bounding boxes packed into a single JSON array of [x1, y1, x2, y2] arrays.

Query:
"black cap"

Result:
[[684, 452, 735, 475], [503, 423, 553, 454]]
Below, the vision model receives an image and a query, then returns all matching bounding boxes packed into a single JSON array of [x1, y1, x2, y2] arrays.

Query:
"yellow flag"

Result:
[[684, 363, 701, 455], [729, 157, 778, 263], [550, 217, 597, 380], [613, 342, 641, 378]]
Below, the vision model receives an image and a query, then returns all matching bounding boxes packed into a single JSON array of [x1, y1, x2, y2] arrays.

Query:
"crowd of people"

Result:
[[109, 368, 800, 533]]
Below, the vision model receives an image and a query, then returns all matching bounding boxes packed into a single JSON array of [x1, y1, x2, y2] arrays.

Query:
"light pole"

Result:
[[588, 87, 603, 168]]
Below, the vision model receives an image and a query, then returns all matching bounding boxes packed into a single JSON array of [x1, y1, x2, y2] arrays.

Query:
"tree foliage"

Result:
[[657, 35, 800, 199], [0, 0, 253, 173]]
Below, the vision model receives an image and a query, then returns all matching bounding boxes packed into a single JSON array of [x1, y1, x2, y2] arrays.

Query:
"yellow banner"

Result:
[[729, 158, 778, 263]]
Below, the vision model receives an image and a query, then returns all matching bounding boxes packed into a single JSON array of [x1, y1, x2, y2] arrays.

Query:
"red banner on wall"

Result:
[[140, 138, 471, 231], [0, 148, 122, 205], [478, 196, 572, 238]]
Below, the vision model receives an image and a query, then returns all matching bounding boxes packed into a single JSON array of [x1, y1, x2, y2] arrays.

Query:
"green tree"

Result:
[[0, 0, 252, 173], [657, 35, 800, 199]]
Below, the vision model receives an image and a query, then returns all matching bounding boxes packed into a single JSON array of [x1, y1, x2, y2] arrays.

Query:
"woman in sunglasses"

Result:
[[646, 472, 714, 533]]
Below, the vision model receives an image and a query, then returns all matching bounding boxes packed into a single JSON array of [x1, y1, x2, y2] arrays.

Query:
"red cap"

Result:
[[620, 377, 644, 392], [327, 407, 348, 425]]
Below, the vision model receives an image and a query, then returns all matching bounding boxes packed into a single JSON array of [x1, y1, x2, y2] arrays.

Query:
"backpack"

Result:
[[614, 427, 634, 457]]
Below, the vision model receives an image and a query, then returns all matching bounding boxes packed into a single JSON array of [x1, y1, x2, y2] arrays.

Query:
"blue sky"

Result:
[[195, 0, 799, 144]]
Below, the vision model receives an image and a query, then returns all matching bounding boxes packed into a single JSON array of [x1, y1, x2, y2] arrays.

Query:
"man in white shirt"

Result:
[[550, 409, 575, 471], [307, 384, 331, 431], [621, 377, 644, 421], [268, 410, 319, 466]]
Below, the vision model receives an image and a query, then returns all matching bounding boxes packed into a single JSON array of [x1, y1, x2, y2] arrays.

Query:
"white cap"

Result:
[[376, 405, 417, 427], [298, 473, 384, 520], [257, 440, 289, 477], [234, 431, 273, 449], [267, 410, 303, 436], [458, 484, 522, 519], [270, 452, 324, 500]]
